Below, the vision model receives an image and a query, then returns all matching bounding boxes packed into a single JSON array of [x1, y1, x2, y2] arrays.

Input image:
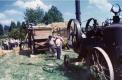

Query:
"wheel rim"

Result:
[[67, 19, 82, 52], [85, 18, 98, 32], [88, 47, 114, 80], [67, 19, 77, 46]]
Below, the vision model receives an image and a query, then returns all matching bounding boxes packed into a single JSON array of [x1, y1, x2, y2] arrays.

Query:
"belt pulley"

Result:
[[67, 19, 82, 52]]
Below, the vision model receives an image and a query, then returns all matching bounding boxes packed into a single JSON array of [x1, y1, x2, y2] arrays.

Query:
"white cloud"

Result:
[[14, 0, 24, 7], [0, 13, 6, 19], [4, 9, 23, 16], [0, 13, 13, 25], [64, 12, 74, 16], [0, 13, 9, 25], [0, 9, 22, 25], [89, 0, 112, 11], [14, 0, 51, 11], [0, 18, 14, 25], [63, 12, 75, 21]]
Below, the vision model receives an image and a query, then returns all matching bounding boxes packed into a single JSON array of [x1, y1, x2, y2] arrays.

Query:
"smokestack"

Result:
[[75, 0, 81, 24]]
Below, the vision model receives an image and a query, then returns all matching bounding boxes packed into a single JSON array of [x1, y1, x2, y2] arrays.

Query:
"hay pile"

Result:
[[13, 47, 20, 54], [0, 47, 19, 57], [49, 22, 68, 31], [35, 22, 68, 31], [0, 49, 6, 57]]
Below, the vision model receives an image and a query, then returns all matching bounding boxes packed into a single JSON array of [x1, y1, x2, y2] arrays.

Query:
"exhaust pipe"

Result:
[[75, 0, 81, 24]]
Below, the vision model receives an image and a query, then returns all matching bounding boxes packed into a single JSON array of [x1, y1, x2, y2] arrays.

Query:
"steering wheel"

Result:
[[85, 18, 98, 32], [111, 4, 121, 16]]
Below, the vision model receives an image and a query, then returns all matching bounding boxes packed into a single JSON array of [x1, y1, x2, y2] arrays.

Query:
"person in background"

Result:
[[48, 35, 56, 56], [57, 34, 64, 51], [55, 34, 64, 59], [9, 38, 15, 49]]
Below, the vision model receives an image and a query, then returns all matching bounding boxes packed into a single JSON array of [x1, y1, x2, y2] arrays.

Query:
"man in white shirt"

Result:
[[48, 36, 56, 56], [55, 35, 64, 59]]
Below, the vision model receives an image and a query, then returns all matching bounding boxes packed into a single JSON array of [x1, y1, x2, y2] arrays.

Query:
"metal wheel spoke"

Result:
[[89, 47, 114, 80], [92, 54, 97, 65]]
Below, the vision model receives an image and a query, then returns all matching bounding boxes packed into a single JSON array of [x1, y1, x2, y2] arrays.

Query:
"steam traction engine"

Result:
[[65, 1, 122, 80]]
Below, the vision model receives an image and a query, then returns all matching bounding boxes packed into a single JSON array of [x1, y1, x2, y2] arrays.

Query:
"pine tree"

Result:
[[0, 24, 4, 36], [43, 6, 64, 24]]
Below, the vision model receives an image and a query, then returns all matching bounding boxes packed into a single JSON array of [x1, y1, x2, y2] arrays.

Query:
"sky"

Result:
[[0, 0, 122, 26]]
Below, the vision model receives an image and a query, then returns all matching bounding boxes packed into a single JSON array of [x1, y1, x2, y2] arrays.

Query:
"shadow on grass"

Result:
[[44, 58, 57, 61], [19, 50, 48, 57], [41, 59, 91, 80], [19, 62, 43, 67], [19, 50, 31, 57], [44, 55, 57, 61], [56, 63, 91, 80]]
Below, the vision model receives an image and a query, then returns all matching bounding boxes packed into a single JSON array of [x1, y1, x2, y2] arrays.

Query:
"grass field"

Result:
[[0, 50, 90, 80]]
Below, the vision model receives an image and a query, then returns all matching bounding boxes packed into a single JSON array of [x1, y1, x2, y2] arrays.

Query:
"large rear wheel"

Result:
[[87, 47, 114, 80]]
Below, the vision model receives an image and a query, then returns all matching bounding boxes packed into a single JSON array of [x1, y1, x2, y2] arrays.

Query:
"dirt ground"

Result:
[[0, 49, 91, 80]]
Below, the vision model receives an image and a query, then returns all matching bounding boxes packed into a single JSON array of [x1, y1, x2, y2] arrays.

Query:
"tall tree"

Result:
[[9, 21, 16, 31], [21, 22, 26, 29], [0, 24, 3, 36], [4, 25, 9, 32], [43, 6, 64, 24], [24, 7, 44, 24], [8, 28, 20, 39], [35, 7, 44, 23], [4, 25, 10, 36], [16, 21, 21, 28], [20, 22, 27, 40]]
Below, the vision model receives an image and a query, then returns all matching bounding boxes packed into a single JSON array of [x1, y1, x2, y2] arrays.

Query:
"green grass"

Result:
[[0, 50, 90, 80]]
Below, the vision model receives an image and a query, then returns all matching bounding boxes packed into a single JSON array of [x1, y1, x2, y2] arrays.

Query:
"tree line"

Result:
[[0, 5, 64, 39], [0, 21, 26, 39], [25, 5, 64, 25]]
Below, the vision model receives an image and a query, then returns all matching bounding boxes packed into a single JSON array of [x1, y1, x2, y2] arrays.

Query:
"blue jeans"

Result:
[[49, 45, 56, 54], [56, 46, 61, 59]]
